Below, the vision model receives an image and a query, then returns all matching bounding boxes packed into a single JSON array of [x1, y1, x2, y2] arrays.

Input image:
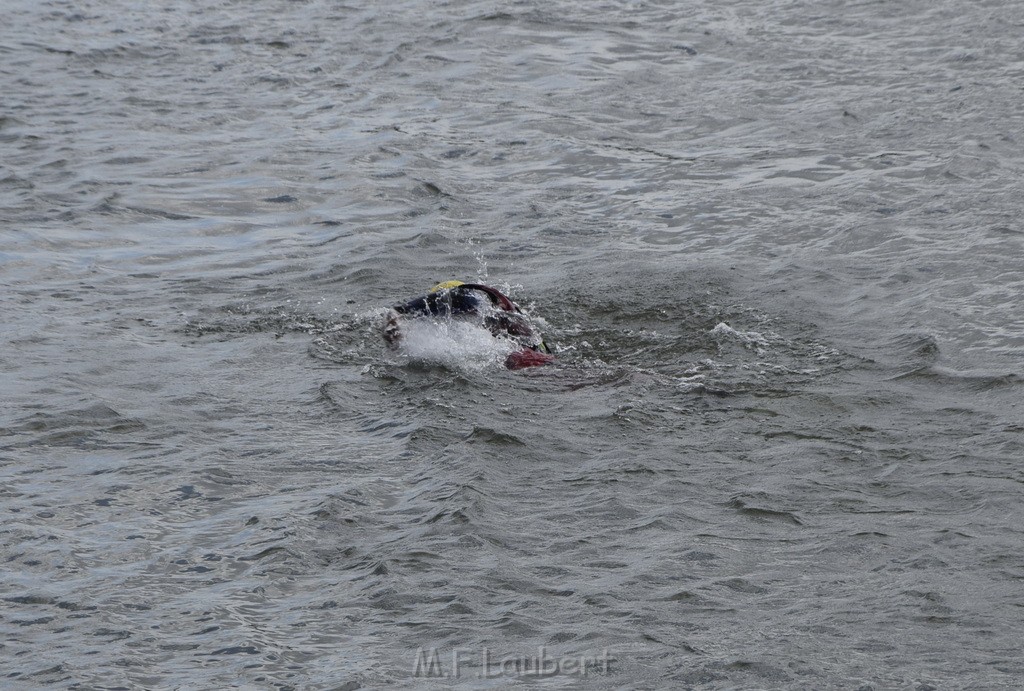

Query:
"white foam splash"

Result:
[[394, 318, 516, 371]]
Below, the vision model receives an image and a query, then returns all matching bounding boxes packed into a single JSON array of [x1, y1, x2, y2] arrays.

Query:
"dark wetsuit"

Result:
[[386, 283, 553, 368], [392, 283, 504, 318]]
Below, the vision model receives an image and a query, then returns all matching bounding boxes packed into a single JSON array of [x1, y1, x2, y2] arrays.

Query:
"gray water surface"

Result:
[[2, 0, 1023, 688]]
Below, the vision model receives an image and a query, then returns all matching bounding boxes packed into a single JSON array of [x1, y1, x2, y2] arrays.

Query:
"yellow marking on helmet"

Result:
[[429, 280, 465, 293]]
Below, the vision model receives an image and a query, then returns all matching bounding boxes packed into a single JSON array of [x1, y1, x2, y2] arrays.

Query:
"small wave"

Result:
[[710, 322, 772, 353]]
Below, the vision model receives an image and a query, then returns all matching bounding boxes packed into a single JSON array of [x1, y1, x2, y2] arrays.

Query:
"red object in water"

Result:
[[505, 349, 555, 370]]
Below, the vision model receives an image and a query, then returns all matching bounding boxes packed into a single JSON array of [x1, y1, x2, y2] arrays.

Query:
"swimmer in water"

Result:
[[384, 281, 555, 369]]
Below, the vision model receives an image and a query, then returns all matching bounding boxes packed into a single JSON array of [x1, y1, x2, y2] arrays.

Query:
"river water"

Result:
[[2, 0, 1023, 688]]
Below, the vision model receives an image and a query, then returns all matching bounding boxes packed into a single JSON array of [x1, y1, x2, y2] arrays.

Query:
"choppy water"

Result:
[[2, 0, 1023, 688]]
